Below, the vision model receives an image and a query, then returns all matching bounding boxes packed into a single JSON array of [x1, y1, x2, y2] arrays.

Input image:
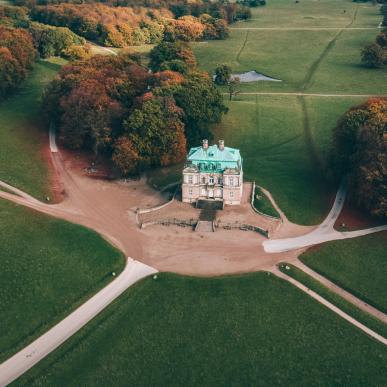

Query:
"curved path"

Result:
[[0, 258, 157, 386], [263, 183, 387, 253]]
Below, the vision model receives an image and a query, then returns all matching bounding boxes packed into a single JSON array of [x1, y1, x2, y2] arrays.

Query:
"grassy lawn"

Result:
[[279, 263, 387, 338], [232, 0, 372, 28], [0, 58, 66, 200], [18, 272, 387, 386], [300, 233, 387, 313], [193, 30, 338, 92], [214, 95, 336, 224], [0, 200, 125, 363], [308, 30, 387, 94], [253, 185, 280, 219], [192, 1, 385, 94]]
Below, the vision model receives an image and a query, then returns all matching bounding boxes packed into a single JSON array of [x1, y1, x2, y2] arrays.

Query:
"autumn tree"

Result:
[[330, 98, 387, 219], [59, 79, 123, 155], [0, 26, 36, 99], [113, 96, 186, 174]]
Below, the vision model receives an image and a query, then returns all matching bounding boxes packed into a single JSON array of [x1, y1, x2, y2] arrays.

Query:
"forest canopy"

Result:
[[28, 3, 234, 46], [330, 98, 387, 219], [0, 25, 36, 100], [43, 43, 227, 175]]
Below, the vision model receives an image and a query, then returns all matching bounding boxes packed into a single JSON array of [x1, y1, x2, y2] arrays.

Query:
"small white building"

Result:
[[182, 140, 243, 205]]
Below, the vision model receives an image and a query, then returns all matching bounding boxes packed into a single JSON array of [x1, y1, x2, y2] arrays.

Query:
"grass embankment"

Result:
[[300, 233, 387, 313], [19, 272, 387, 386], [278, 263, 387, 338], [252, 185, 280, 219], [0, 58, 66, 200], [0, 201, 125, 363]]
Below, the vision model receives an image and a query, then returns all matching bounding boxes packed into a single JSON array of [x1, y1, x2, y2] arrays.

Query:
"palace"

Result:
[[182, 140, 243, 205]]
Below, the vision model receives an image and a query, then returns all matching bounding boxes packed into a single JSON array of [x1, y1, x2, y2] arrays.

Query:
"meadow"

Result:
[[300, 232, 387, 313], [18, 272, 387, 386], [0, 58, 66, 201], [0, 201, 124, 363], [187, 0, 387, 224], [279, 263, 387, 338]]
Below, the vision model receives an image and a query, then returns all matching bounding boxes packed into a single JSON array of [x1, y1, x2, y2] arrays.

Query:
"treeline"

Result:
[[361, 5, 387, 68], [330, 98, 386, 220], [43, 41, 227, 175], [0, 5, 91, 100], [0, 26, 36, 100], [28, 3, 232, 47], [16, 0, 256, 24]]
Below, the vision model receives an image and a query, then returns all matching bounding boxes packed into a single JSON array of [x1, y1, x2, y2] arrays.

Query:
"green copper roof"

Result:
[[187, 144, 242, 172]]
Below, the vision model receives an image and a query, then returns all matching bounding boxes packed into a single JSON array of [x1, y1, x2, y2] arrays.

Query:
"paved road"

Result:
[[0, 258, 157, 386], [273, 268, 387, 345], [263, 184, 387, 253]]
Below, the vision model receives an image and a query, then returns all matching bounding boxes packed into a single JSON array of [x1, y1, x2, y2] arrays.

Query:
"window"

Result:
[[188, 175, 193, 184], [229, 177, 234, 186], [201, 188, 206, 196], [188, 188, 193, 196], [218, 177, 223, 185], [209, 176, 214, 184], [201, 176, 206, 184], [230, 191, 234, 198]]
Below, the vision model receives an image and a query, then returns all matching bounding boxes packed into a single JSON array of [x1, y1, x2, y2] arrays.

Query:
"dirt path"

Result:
[[272, 268, 387, 345]]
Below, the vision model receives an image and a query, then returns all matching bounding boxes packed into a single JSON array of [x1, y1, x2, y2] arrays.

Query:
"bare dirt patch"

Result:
[[6, 147, 317, 276], [334, 201, 384, 231]]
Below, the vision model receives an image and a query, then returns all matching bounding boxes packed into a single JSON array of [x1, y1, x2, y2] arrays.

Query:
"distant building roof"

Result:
[[186, 142, 242, 173]]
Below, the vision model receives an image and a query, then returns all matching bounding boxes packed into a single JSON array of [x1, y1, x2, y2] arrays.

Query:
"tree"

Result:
[[113, 97, 186, 174], [228, 77, 241, 100], [59, 79, 122, 155], [62, 44, 92, 61], [214, 64, 231, 85], [0, 26, 36, 99], [0, 47, 22, 99], [330, 98, 387, 219], [149, 41, 196, 72], [173, 71, 228, 146], [361, 43, 385, 68], [376, 31, 387, 48]]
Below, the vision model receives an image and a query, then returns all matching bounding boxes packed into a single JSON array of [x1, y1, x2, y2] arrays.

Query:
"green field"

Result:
[[253, 186, 280, 218], [187, 0, 387, 224], [0, 201, 124, 363], [279, 263, 387, 338], [0, 58, 66, 200], [300, 233, 387, 313], [18, 272, 387, 386], [215, 95, 367, 224]]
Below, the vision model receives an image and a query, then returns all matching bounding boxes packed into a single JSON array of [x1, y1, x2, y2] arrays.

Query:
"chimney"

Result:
[[218, 139, 225, 151], [202, 139, 208, 150]]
